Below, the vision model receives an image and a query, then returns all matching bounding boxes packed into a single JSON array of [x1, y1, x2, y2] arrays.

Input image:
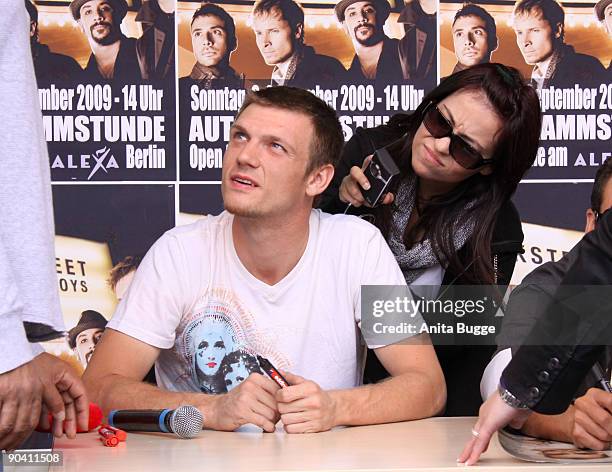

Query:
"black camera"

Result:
[[362, 146, 400, 207]]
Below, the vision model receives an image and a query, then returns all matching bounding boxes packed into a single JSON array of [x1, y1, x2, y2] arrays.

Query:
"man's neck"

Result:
[[91, 39, 121, 78], [354, 40, 383, 79], [157, 0, 174, 14], [231, 208, 311, 286], [274, 53, 297, 78]]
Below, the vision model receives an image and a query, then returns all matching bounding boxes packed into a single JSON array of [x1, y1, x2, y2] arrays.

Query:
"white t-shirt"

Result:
[[109, 210, 407, 394]]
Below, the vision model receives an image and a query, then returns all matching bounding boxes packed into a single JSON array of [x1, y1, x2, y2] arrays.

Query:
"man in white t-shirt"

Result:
[[84, 86, 445, 433]]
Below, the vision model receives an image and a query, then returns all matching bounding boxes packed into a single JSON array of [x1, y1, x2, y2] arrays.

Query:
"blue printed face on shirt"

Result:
[[196, 334, 227, 376]]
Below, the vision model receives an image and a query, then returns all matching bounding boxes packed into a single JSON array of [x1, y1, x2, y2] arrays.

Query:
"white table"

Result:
[[46, 417, 611, 471]]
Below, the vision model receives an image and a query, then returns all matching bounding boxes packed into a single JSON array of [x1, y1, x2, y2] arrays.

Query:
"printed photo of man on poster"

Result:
[[512, 0, 605, 89], [594, 0, 612, 70], [70, 0, 142, 81], [336, 0, 436, 84], [30, 0, 176, 182], [181, 3, 244, 89], [451, 3, 498, 73], [251, 0, 346, 87], [26, 0, 82, 84], [67, 310, 108, 368], [46, 184, 174, 366], [135, 0, 175, 80]]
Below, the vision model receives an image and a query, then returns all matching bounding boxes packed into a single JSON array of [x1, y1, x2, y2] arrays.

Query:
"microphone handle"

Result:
[[108, 409, 174, 433]]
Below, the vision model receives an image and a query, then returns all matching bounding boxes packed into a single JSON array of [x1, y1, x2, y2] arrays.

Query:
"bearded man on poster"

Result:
[[70, 0, 142, 81]]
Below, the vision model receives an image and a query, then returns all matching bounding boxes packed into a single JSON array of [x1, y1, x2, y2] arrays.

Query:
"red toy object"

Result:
[[36, 403, 103, 433]]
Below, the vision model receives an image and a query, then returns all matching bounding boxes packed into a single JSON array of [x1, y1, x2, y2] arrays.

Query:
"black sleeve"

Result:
[[491, 200, 524, 287], [501, 210, 612, 414], [318, 128, 372, 214]]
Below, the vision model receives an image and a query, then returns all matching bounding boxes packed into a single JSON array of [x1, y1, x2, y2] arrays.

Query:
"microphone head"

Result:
[[169, 406, 203, 438]]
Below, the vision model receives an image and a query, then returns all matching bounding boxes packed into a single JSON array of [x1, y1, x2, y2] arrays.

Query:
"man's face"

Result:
[[343, 1, 382, 47], [221, 103, 314, 218], [191, 14, 229, 68], [452, 15, 491, 67], [78, 0, 120, 46], [74, 327, 104, 366], [513, 11, 558, 65], [195, 332, 226, 376], [604, 4, 612, 36], [252, 12, 297, 66]]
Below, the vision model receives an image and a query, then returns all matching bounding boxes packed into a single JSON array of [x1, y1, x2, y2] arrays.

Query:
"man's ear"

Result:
[[479, 164, 493, 176], [491, 36, 499, 54], [295, 23, 304, 42], [306, 163, 335, 198], [585, 208, 597, 233], [553, 22, 563, 39]]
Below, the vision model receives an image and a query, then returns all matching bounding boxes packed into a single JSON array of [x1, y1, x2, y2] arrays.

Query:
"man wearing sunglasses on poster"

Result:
[[319, 63, 543, 417]]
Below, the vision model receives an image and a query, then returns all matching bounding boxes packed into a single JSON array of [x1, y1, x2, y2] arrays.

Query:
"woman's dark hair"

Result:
[[376, 63, 541, 283]]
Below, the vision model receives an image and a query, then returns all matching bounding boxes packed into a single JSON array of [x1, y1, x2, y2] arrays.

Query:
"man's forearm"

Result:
[[330, 371, 446, 426], [520, 408, 573, 443], [87, 374, 221, 429]]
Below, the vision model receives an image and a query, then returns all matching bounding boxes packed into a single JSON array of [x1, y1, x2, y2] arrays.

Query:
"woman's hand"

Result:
[[458, 391, 531, 466], [338, 156, 394, 208]]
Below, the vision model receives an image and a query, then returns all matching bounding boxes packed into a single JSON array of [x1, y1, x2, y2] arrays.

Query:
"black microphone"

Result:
[[108, 405, 203, 439]]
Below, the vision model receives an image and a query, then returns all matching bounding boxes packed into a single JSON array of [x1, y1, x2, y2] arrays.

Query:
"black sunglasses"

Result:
[[422, 102, 495, 170]]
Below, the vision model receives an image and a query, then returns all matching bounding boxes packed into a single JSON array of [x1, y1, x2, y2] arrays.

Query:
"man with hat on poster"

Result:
[[70, 0, 142, 81], [595, 0, 612, 70], [336, 0, 403, 83], [68, 310, 107, 368]]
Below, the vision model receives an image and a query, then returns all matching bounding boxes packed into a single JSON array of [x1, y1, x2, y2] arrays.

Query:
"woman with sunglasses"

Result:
[[319, 63, 542, 416]]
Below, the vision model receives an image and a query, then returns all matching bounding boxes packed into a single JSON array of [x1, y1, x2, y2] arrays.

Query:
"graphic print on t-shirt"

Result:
[[178, 287, 289, 393]]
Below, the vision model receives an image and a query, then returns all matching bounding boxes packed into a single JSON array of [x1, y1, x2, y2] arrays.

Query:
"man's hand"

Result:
[[458, 391, 531, 466], [32, 353, 89, 438], [0, 352, 88, 451], [0, 360, 43, 451], [207, 373, 280, 432], [571, 388, 612, 450], [277, 372, 337, 433]]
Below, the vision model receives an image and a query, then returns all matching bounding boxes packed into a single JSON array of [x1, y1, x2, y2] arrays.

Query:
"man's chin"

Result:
[[224, 202, 263, 218], [355, 33, 383, 47], [93, 32, 120, 46]]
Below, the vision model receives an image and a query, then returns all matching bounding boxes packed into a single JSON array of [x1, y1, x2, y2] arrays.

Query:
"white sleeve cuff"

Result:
[[480, 348, 512, 400], [0, 312, 36, 373]]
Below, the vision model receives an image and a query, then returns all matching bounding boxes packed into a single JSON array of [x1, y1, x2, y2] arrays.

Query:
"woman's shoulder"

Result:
[[491, 200, 524, 253]]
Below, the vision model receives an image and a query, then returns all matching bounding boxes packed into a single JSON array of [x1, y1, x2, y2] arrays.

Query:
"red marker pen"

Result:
[[100, 424, 127, 442], [98, 428, 118, 447], [257, 355, 290, 388]]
